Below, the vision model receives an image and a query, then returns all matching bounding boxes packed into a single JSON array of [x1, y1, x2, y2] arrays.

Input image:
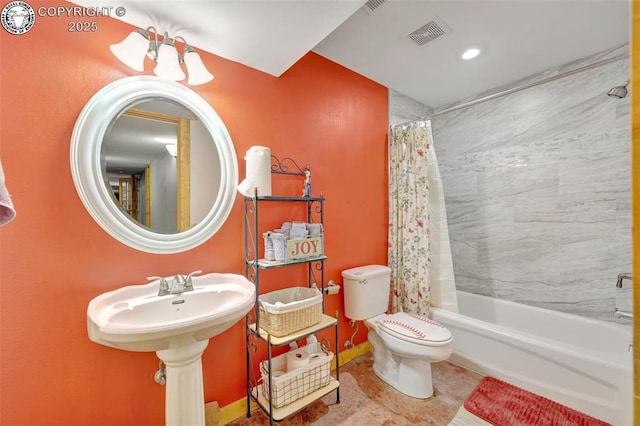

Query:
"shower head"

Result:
[[608, 79, 629, 99]]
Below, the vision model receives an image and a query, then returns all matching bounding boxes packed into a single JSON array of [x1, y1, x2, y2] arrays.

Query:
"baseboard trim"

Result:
[[217, 396, 256, 426], [215, 341, 371, 425], [332, 340, 371, 369]]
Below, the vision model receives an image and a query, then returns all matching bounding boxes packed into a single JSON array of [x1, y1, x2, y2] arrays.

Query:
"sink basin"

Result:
[[87, 272, 256, 352], [87, 272, 255, 425]]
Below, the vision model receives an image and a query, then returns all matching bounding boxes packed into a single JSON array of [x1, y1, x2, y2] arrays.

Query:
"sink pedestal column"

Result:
[[157, 340, 210, 426]]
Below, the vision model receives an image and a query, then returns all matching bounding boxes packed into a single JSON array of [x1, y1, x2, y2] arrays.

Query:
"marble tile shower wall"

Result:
[[432, 44, 631, 321], [389, 89, 432, 127]]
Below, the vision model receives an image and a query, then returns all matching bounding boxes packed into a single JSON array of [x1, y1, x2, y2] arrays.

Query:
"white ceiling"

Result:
[[72, 0, 366, 76], [72, 0, 630, 109], [315, 0, 630, 108]]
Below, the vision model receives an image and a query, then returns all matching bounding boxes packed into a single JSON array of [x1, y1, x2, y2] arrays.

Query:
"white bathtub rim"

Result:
[[449, 291, 631, 334], [433, 307, 631, 374]]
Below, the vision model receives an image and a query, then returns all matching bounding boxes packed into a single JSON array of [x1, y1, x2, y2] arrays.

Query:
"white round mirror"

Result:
[[70, 76, 238, 254]]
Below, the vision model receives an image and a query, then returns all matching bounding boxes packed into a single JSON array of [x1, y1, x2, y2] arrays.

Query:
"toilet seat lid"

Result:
[[377, 312, 452, 345]]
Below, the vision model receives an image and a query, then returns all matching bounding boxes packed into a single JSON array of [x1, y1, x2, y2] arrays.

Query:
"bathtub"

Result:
[[430, 291, 632, 425]]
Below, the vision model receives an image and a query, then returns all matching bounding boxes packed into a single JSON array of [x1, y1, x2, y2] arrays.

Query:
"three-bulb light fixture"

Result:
[[110, 26, 214, 86]]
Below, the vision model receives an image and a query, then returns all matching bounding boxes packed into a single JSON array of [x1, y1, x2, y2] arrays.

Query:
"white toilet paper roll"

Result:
[[309, 353, 322, 362], [272, 370, 286, 378], [326, 285, 340, 295], [238, 146, 271, 197], [286, 348, 309, 372]]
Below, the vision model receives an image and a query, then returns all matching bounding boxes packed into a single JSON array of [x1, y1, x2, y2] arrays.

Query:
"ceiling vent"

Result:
[[406, 16, 451, 47], [362, 0, 388, 15]]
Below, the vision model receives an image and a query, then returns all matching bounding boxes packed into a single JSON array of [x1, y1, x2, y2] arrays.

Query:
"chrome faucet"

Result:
[[616, 273, 632, 288], [614, 308, 633, 320], [614, 273, 633, 321], [148, 270, 202, 296]]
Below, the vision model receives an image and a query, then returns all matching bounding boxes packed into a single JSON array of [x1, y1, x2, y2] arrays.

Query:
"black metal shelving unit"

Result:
[[243, 158, 339, 425]]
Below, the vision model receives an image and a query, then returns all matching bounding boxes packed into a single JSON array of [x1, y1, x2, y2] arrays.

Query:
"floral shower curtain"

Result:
[[388, 121, 432, 315]]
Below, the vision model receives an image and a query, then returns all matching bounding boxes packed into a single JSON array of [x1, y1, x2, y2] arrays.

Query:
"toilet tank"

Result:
[[342, 265, 392, 320]]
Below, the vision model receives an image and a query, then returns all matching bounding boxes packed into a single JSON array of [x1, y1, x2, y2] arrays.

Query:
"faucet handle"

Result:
[[184, 270, 203, 291], [148, 276, 170, 296], [186, 270, 203, 279]]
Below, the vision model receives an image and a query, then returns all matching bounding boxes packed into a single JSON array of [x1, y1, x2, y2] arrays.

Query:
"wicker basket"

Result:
[[258, 287, 322, 337], [260, 348, 333, 408]]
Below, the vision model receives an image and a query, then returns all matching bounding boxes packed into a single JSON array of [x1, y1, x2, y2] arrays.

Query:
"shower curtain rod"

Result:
[[393, 53, 628, 127]]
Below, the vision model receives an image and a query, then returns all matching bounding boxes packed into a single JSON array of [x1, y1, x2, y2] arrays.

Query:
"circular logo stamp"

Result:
[[1, 1, 35, 35]]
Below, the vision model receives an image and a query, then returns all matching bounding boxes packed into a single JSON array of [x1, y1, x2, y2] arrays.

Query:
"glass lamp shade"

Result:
[[153, 40, 185, 81], [184, 48, 214, 85], [110, 30, 150, 72]]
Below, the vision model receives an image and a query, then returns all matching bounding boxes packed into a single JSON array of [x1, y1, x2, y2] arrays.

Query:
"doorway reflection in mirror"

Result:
[[102, 100, 220, 234]]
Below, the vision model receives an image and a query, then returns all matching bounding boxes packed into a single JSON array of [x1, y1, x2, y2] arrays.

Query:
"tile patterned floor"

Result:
[[227, 351, 483, 425]]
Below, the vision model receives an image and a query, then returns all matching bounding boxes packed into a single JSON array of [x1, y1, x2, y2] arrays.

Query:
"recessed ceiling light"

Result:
[[461, 48, 481, 60]]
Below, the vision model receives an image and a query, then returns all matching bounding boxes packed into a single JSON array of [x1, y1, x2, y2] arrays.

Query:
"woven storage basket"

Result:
[[260, 348, 333, 408], [258, 287, 322, 337]]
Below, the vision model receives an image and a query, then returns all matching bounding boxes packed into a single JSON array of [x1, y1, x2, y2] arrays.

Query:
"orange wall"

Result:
[[0, 3, 388, 425]]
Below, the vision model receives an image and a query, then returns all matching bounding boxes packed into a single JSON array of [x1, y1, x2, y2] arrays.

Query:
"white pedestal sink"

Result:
[[87, 273, 256, 426], [157, 340, 209, 425]]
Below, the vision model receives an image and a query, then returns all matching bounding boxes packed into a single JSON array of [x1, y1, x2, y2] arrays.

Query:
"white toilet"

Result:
[[342, 264, 453, 399]]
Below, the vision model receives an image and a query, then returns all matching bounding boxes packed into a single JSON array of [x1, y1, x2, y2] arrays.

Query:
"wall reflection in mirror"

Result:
[[102, 99, 220, 234]]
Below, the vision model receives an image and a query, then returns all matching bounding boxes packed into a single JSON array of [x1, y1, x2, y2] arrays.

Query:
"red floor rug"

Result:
[[464, 376, 611, 426]]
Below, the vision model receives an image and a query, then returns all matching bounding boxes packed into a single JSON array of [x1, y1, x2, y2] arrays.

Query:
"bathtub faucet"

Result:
[[614, 308, 632, 320], [616, 273, 632, 288]]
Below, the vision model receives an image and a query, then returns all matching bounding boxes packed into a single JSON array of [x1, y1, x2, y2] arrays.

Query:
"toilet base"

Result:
[[369, 329, 435, 399]]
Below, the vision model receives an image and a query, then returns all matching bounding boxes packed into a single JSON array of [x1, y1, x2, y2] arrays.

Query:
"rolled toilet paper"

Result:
[[236, 179, 254, 197], [237, 146, 271, 197], [309, 353, 323, 362], [272, 370, 286, 378], [326, 285, 341, 295], [286, 348, 309, 372]]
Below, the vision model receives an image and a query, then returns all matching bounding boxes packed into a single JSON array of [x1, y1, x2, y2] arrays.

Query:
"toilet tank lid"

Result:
[[342, 265, 391, 280]]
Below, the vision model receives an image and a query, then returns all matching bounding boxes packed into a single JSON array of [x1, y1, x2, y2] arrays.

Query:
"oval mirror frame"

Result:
[[70, 76, 238, 254]]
